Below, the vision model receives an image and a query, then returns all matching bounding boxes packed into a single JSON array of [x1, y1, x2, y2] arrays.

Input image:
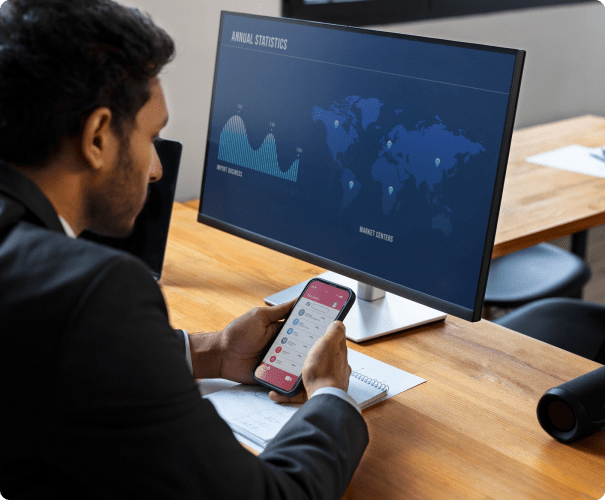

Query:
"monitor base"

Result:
[[263, 271, 447, 343]]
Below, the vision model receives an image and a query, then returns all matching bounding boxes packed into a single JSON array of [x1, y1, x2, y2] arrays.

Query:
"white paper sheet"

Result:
[[526, 145, 605, 178]]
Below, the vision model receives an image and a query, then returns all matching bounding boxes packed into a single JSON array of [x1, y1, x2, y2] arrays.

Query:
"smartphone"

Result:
[[253, 278, 356, 396]]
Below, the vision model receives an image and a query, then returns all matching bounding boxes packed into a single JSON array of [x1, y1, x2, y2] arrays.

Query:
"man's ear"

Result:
[[81, 107, 119, 172]]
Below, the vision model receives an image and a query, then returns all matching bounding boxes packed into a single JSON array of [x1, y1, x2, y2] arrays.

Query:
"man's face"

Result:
[[87, 78, 169, 237]]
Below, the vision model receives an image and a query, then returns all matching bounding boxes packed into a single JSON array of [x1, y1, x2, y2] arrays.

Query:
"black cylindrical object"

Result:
[[537, 365, 605, 443]]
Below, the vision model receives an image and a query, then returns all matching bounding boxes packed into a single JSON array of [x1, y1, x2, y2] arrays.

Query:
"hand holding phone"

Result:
[[253, 278, 355, 397], [268, 320, 351, 404], [302, 320, 351, 395]]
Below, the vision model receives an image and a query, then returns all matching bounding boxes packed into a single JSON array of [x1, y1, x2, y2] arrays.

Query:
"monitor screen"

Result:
[[199, 12, 524, 322]]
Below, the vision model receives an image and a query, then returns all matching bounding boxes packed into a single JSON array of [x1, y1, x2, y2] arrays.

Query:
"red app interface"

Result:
[[255, 281, 349, 391]]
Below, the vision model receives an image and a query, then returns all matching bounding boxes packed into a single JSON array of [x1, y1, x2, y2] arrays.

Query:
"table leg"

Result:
[[571, 230, 588, 260], [571, 230, 588, 299]]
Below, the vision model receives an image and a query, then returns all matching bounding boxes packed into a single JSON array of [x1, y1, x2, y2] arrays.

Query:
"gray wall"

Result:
[[119, 0, 605, 202]]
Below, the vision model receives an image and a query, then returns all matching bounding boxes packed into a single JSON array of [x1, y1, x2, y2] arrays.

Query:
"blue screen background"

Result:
[[201, 14, 518, 310]]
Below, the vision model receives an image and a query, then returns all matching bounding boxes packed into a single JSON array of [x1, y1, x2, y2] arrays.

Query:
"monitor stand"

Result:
[[263, 271, 447, 343]]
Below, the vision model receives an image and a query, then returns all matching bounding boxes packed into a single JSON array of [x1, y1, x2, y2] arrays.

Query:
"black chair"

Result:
[[484, 243, 591, 311], [493, 297, 605, 364]]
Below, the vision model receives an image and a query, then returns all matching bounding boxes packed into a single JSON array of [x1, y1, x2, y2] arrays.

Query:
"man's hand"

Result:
[[217, 299, 296, 384], [269, 321, 350, 404]]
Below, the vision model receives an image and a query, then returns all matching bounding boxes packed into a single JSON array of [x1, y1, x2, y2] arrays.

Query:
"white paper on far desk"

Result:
[[526, 145, 605, 178], [201, 348, 425, 450]]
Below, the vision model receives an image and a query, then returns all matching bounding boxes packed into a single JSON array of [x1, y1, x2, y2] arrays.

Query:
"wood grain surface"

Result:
[[494, 115, 605, 258], [161, 202, 605, 500]]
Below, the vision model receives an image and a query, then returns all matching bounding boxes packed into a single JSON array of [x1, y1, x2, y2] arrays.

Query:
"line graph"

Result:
[[218, 115, 299, 182]]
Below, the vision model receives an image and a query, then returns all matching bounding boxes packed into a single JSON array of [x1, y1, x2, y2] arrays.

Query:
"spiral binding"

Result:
[[351, 371, 389, 393]]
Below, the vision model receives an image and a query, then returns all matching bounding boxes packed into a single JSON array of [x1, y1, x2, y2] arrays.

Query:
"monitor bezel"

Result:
[[282, 0, 427, 27], [198, 11, 525, 322], [281, 0, 593, 27]]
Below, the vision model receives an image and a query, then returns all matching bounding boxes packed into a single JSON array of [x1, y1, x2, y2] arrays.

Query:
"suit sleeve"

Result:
[[42, 257, 368, 500]]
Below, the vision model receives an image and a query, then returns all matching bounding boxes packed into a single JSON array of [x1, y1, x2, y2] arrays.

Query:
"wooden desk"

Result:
[[161, 203, 605, 500], [494, 115, 605, 258], [185, 115, 605, 259]]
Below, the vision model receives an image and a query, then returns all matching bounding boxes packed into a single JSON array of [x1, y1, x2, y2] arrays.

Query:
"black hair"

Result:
[[0, 0, 175, 165]]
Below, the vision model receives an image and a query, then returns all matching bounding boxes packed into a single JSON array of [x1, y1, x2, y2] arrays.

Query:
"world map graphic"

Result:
[[312, 95, 485, 238]]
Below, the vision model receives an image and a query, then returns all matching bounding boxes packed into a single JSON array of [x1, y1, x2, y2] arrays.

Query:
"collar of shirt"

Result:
[[58, 215, 77, 239]]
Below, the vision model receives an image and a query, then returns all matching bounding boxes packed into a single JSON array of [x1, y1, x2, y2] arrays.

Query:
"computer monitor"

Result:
[[282, 0, 422, 26], [198, 12, 524, 341], [282, 0, 591, 26]]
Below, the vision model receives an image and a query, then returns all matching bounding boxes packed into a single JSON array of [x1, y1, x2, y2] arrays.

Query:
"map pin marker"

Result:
[[435, 158, 441, 167], [388, 186, 393, 195], [334, 120, 339, 129], [387, 140, 392, 149], [349, 181, 354, 190]]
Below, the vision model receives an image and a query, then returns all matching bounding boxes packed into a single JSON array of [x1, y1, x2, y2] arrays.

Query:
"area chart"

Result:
[[218, 115, 299, 182]]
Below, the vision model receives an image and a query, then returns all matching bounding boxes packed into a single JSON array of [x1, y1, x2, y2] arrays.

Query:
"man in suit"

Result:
[[0, 1, 368, 499]]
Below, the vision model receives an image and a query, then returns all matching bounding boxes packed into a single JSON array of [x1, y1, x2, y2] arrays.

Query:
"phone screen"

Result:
[[254, 280, 351, 392]]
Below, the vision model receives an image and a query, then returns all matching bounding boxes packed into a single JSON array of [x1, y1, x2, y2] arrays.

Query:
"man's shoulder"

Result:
[[7, 216, 138, 278], [0, 214, 152, 324], [0, 188, 123, 273]]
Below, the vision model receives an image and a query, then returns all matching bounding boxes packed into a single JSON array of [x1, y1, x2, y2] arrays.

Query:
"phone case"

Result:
[[253, 278, 356, 397]]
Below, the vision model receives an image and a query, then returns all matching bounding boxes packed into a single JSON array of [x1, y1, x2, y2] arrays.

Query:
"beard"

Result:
[[86, 138, 148, 238]]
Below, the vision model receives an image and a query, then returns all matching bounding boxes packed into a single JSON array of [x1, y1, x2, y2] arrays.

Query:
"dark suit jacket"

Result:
[[0, 162, 368, 500]]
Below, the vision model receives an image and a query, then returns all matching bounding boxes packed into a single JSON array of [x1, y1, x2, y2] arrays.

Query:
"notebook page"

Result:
[[206, 385, 300, 446]]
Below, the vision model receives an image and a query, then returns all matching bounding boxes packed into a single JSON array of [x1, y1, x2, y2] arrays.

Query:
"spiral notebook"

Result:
[[206, 372, 388, 448], [204, 349, 425, 449], [348, 371, 389, 409]]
